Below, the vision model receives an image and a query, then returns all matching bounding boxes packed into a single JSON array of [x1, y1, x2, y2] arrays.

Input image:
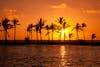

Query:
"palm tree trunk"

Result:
[[36, 32, 38, 40], [14, 26, 16, 41], [31, 31, 32, 41], [40, 33, 42, 41], [29, 32, 31, 40], [64, 27, 65, 41], [48, 34, 49, 40], [64, 32, 65, 41], [60, 32, 61, 40], [4, 30, 7, 41], [30, 31, 32, 41], [27, 31, 28, 38], [76, 29, 79, 40], [52, 30, 53, 41], [69, 37, 70, 40], [0, 31, 2, 40], [48, 30, 49, 41]]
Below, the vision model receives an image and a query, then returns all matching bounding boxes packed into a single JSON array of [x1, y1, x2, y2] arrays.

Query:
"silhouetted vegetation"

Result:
[[35, 24, 39, 40], [81, 23, 87, 40], [55, 17, 70, 40], [27, 24, 34, 40], [72, 23, 79, 40], [45, 25, 50, 41], [50, 23, 55, 40], [68, 33, 73, 40], [12, 19, 20, 41], [38, 18, 45, 40], [92, 33, 96, 40], [1, 18, 13, 41], [72, 23, 87, 40], [0, 17, 97, 42], [0, 24, 1, 30], [57, 17, 64, 40]]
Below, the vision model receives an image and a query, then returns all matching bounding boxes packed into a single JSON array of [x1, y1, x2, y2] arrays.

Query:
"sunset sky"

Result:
[[0, 0, 100, 40]]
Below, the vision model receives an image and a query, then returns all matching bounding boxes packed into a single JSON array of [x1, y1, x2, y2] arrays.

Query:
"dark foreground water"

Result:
[[0, 44, 100, 67]]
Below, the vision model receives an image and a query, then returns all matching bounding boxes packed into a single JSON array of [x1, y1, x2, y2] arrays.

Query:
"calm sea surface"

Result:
[[0, 44, 100, 67]]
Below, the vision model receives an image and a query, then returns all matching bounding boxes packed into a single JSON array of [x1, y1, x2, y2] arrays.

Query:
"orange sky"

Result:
[[0, 0, 100, 40]]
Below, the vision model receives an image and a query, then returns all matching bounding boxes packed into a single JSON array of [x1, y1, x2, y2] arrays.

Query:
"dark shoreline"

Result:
[[0, 40, 100, 46]]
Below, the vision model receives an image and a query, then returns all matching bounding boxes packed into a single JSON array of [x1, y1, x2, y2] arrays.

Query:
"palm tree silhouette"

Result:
[[27, 24, 34, 40], [56, 17, 70, 40], [81, 23, 87, 40], [57, 17, 64, 40], [0, 23, 1, 30], [75, 23, 81, 40], [56, 25, 62, 40], [92, 33, 96, 40], [63, 21, 70, 41], [0, 23, 1, 27], [2, 18, 13, 41], [68, 33, 73, 40], [12, 19, 20, 41], [38, 18, 45, 40], [45, 25, 50, 41], [50, 23, 55, 41], [57, 17, 64, 24], [0, 23, 2, 40], [63, 22, 66, 41], [72, 23, 81, 40], [35, 24, 39, 40]]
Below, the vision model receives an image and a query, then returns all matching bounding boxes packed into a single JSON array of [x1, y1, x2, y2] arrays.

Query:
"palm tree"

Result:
[[92, 33, 96, 40], [57, 17, 70, 40], [56, 25, 62, 40], [72, 23, 81, 40], [35, 24, 39, 40], [63, 21, 70, 41], [0, 23, 1, 31], [50, 23, 55, 41], [45, 25, 50, 41], [2, 18, 9, 41], [68, 33, 73, 40], [57, 17, 64, 24], [12, 19, 20, 41], [27, 24, 34, 40], [0, 23, 1, 26], [81, 23, 87, 40], [57, 17, 65, 40], [0, 23, 2, 40], [2, 18, 13, 41], [63, 22, 66, 41], [38, 18, 45, 40]]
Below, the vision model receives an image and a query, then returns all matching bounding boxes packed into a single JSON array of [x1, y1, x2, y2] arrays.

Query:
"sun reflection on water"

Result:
[[60, 46, 66, 66], [61, 46, 66, 57]]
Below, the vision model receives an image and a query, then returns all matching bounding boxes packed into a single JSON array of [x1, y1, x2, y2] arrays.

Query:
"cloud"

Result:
[[3, 8, 16, 15], [1, 8, 25, 19], [51, 3, 67, 9], [83, 9, 100, 14]]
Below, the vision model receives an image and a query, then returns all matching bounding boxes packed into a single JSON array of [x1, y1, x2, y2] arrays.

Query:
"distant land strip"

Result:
[[0, 40, 100, 46]]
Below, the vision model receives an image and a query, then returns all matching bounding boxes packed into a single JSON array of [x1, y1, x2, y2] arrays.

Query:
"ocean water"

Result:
[[0, 44, 100, 67]]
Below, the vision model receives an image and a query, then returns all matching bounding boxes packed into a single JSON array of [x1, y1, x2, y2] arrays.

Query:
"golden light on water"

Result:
[[60, 46, 66, 57], [60, 46, 66, 66]]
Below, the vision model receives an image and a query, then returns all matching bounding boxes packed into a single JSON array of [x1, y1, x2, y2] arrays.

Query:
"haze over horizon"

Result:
[[0, 0, 100, 40]]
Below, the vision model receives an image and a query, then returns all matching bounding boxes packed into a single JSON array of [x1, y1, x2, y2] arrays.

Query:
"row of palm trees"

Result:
[[26, 18, 45, 41], [0, 18, 20, 41], [25, 17, 96, 41], [72, 23, 87, 40], [0, 17, 96, 41]]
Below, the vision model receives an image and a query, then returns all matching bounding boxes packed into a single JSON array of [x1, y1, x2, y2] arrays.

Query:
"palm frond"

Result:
[[45, 32, 50, 35]]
